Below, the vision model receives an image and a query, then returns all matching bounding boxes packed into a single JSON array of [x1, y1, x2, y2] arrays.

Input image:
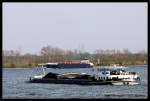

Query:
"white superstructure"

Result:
[[93, 64, 140, 85]]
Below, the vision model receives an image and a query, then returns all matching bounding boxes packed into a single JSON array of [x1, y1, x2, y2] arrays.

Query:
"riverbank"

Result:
[[2, 63, 37, 68], [3, 64, 147, 68]]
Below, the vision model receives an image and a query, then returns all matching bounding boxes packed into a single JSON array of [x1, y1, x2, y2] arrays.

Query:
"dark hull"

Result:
[[28, 78, 134, 85], [28, 72, 140, 85], [46, 64, 92, 68]]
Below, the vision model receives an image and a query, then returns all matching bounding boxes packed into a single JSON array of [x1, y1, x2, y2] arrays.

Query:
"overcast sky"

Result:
[[3, 3, 147, 54]]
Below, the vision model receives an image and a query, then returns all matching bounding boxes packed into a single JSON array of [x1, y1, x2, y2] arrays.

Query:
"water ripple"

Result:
[[3, 66, 148, 99]]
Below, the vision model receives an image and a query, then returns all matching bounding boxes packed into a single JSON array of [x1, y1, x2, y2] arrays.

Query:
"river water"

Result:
[[2, 66, 148, 99]]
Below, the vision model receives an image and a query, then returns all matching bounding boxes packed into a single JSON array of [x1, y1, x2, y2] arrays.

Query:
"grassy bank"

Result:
[[3, 63, 37, 68]]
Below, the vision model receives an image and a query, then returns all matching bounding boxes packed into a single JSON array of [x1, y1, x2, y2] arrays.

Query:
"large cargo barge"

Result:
[[28, 64, 140, 85]]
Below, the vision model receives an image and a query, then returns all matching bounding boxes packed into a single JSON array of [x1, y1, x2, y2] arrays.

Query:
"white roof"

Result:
[[46, 63, 58, 65], [38, 62, 58, 66]]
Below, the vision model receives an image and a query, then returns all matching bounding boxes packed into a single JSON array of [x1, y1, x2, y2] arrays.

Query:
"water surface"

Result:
[[3, 66, 148, 99]]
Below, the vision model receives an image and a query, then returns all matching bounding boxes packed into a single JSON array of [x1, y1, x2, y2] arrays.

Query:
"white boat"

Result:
[[93, 64, 140, 85]]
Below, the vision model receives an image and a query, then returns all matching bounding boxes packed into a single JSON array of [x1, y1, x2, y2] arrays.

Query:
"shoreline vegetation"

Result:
[[3, 45, 147, 68], [3, 64, 147, 69]]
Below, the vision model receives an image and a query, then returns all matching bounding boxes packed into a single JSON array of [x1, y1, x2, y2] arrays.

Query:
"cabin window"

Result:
[[102, 71, 110, 75]]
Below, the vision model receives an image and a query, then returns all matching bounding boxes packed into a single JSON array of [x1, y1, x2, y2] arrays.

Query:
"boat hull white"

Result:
[[111, 81, 140, 85]]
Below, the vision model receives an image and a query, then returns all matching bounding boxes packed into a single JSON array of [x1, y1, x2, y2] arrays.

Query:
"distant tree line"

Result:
[[3, 45, 147, 68]]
